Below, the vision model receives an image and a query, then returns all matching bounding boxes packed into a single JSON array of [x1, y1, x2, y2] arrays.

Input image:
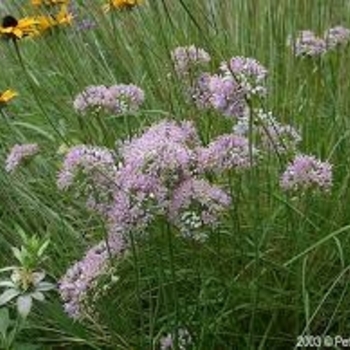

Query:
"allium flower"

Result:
[[120, 120, 199, 186], [191, 72, 213, 109], [324, 25, 350, 49], [208, 75, 247, 118], [169, 178, 231, 239], [160, 328, 193, 350], [220, 56, 268, 97], [197, 134, 255, 173], [289, 30, 327, 57], [73, 84, 144, 115], [57, 145, 117, 190], [105, 84, 145, 115], [107, 120, 202, 236], [5, 143, 39, 173], [123, 119, 200, 149], [107, 165, 168, 236], [232, 111, 251, 136], [59, 233, 124, 319], [280, 154, 332, 192], [171, 45, 211, 77], [256, 110, 301, 154], [73, 85, 110, 113]]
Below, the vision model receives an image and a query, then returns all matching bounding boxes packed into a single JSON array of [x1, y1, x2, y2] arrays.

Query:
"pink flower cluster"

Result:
[[280, 154, 332, 192], [73, 83, 145, 115], [5, 143, 39, 173], [59, 234, 124, 319], [220, 56, 268, 97], [57, 119, 257, 319], [171, 45, 211, 77], [160, 328, 193, 350], [289, 25, 350, 57], [171, 45, 268, 118]]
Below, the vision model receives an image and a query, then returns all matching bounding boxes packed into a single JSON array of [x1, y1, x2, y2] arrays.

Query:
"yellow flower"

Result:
[[55, 5, 73, 26], [35, 15, 56, 32], [0, 90, 18, 105], [0, 16, 38, 39], [103, 0, 143, 12], [34, 5, 72, 35]]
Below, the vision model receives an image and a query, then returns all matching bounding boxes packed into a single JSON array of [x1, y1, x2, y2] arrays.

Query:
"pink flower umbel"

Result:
[[57, 145, 117, 190], [120, 120, 200, 185], [280, 154, 332, 192], [197, 134, 256, 173], [256, 110, 301, 154], [324, 25, 350, 49], [208, 75, 247, 118], [220, 56, 268, 97], [289, 30, 327, 57], [171, 45, 211, 77], [73, 84, 144, 115], [160, 328, 193, 350], [5, 143, 39, 173], [59, 234, 124, 319], [57, 145, 118, 216], [107, 120, 201, 237], [169, 178, 231, 240], [107, 164, 168, 237]]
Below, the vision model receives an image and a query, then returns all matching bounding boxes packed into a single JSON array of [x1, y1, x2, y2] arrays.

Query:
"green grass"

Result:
[[1, 0, 350, 349]]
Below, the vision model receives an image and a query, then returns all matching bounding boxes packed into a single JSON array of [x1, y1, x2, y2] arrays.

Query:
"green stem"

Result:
[[129, 231, 145, 348], [165, 221, 179, 349], [12, 40, 67, 144]]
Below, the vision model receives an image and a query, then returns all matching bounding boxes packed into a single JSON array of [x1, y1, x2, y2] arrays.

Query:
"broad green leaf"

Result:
[[17, 295, 32, 319], [0, 281, 16, 289], [31, 292, 44, 302], [0, 289, 20, 306], [0, 267, 16, 274], [36, 282, 55, 292]]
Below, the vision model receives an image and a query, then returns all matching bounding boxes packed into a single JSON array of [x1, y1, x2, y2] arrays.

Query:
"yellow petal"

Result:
[[0, 90, 17, 103]]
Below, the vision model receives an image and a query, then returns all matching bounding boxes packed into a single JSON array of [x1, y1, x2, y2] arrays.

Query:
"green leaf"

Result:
[[36, 282, 55, 292], [0, 308, 10, 339], [0, 281, 16, 289], [0, 289, 21, 307], [31, 292, 44, 302], [15, 226, 28, 243], [12, 343, 41, 350], [0, 267, 16, 274], [37, 240, 50, 258], [17, 295, 32, 319], [11, 121, 55, 142], [11, 248, 23, 265]]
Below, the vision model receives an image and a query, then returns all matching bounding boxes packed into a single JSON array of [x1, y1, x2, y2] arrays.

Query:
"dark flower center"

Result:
[[2, 15, 18, 28]]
